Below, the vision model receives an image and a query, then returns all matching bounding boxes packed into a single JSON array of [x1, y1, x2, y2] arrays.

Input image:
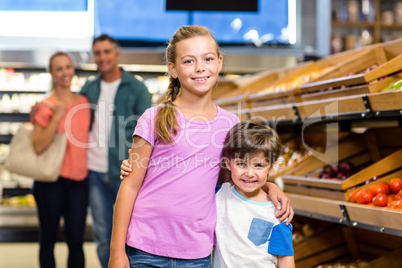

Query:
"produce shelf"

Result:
[[288, 193, 402, 237], [243, 91, 402, 128], [297, 39, 402, 94]]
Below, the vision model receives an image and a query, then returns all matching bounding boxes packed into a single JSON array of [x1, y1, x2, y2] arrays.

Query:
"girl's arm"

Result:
[[278, 255, 295, 268], [108, 136, 153, 268], [262, 182, 294, 225], [121, 162, 295, 224], [32, 103, 65, 154]]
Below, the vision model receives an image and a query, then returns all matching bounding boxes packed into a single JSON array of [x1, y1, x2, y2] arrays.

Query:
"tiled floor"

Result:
[[0, 242, 101, 268]]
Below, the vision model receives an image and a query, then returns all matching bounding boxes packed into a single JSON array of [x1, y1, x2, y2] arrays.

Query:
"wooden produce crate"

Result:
[[295, 94, 368, 119], [252, 45, 374, 98], [215, 62, 316, 109], [211, 80, 238, 100], [215, 46, 370, 107], [353, 228, 402, 259], [294, 226, 349, 268], [362, 247, 402, 268], [345, 202, 402, 231], [299, 72, 402, 103], [288, 193, 345, 219], [278, 134, 369, 178], [367, 89, 402, 112], [344, 168, 402, 201], [295, 84, 402, 120], [297, 38, 402, 95], [242, 46, 377, 118], [246, 103, 296, 122], [282, 148, 402, 201]]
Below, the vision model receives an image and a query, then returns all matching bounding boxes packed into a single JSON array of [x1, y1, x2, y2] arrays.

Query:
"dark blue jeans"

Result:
[[33, 176, 88, 268], [88, 170, 121, 268], [126, 246, 212, 268]]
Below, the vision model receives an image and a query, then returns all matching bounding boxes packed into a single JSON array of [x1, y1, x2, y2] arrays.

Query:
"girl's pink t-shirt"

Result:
[[127, 105, 239, 259], [33, 95, 91, 181]]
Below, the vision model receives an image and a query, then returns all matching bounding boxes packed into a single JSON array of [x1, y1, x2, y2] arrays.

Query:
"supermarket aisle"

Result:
[[0, 242, 101, 268]]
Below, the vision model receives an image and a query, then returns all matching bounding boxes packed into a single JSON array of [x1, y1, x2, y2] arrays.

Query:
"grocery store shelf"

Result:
[[331, 20, 375, 28], [0, 134, 12, 144], [288, 193, 402, 237], [0, 90, 46, 94], [0, 113, 30, 122], [247, 91, 402, 132]]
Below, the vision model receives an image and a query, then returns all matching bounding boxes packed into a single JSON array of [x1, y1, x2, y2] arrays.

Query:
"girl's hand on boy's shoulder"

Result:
[[266, 182, 294, 225], [274, 194, 294, 225]]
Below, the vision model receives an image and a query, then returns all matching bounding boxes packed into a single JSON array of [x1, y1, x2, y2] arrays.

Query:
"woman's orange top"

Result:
[[33, 95, 91, 181]]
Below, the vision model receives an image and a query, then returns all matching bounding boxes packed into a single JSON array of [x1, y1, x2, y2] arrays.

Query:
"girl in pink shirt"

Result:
[[109, 26, 293, 268]]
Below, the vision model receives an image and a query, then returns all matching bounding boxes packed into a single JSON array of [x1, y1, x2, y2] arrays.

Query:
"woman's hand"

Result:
[[266, 182, 294, 225]]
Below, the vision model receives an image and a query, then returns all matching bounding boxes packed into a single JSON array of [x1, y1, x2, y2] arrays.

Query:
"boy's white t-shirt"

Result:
[[87, 79, 121, 172], [214, 183, 294, 268]]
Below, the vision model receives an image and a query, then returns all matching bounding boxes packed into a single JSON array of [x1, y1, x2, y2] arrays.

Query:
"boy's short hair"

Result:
[[222, 121, 283, 164]]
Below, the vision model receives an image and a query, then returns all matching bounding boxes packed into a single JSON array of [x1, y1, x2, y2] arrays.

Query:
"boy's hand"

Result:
[[120, 149, 133, 180]]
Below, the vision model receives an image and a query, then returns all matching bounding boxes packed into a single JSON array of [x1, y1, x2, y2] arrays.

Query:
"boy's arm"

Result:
[[278, 256, 295, 268], [262, 182, 294, 224]]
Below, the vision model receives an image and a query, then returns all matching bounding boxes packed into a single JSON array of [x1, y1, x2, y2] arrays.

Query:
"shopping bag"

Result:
[[5, 124, 67, 182]]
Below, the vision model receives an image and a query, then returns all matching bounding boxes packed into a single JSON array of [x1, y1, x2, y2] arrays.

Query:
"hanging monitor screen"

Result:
[[95, 0, 295, 47], [165, 0, 258, 12]]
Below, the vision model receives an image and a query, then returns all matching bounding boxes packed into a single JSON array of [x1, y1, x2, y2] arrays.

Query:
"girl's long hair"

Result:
[[155, 25, 220, 144]]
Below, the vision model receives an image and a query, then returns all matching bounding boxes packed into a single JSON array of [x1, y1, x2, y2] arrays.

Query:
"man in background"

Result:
[[80, 34, 152, 268]]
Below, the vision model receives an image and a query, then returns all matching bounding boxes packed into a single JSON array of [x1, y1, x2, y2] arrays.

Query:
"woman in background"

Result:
[[32, 51, 91, 268]]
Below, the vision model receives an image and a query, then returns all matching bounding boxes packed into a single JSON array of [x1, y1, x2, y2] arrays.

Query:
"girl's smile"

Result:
[[192, 76, 210, 83]]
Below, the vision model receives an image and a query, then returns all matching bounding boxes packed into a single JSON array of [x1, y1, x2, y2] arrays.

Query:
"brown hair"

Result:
[[155, 25, 220, 144], [93, 34, 121, 52], [222, 121, 283, 165]]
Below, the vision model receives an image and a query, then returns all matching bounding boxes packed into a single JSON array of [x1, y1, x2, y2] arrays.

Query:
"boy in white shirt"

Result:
[[214, 121, 295, 268]]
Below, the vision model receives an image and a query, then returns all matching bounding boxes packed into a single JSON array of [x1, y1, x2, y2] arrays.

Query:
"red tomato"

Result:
[[389, 178, 402, 194], [349, 189, 359, 203], [356, 189, 374, 204], [390, 200, 402, 209], [372, 193, 388, 207], [369, 183, 388, 196], [388, 194, 395, 205], [379, 182, 390, 195], [390, 200, 402, 206], [394, 189, 402, 201]]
